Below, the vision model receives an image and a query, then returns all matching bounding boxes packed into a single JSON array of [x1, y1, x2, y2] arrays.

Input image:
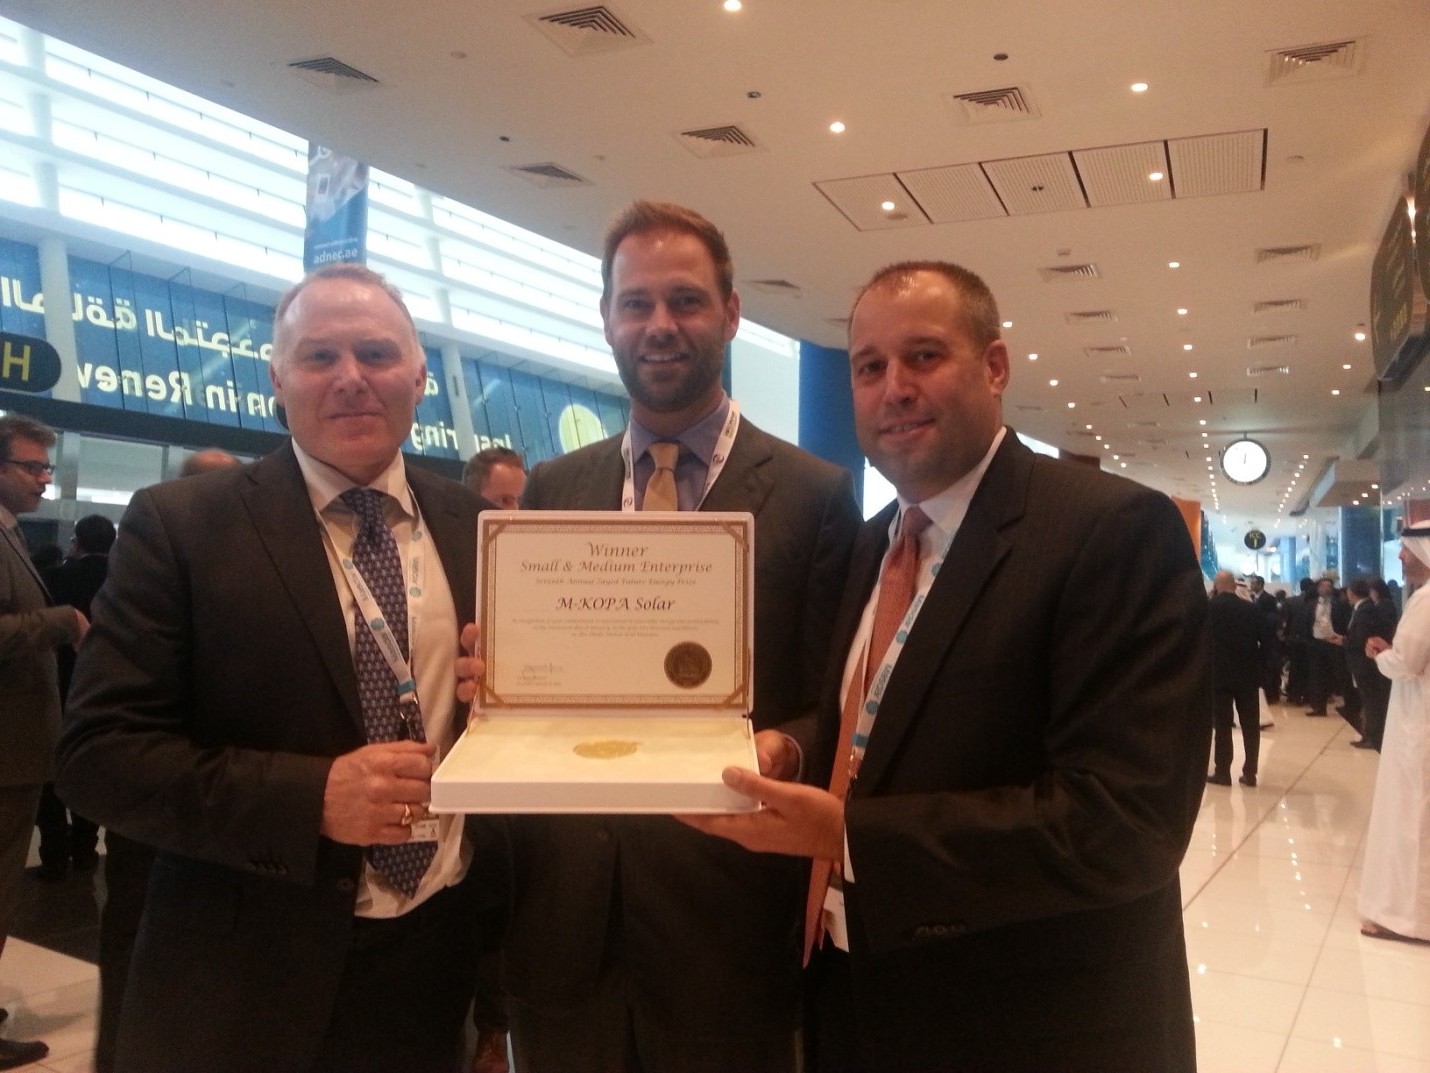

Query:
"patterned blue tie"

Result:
[[340, 487, 436, 897]]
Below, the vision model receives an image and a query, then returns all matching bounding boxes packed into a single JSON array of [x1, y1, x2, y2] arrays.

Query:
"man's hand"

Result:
[[753, 729, 801, 781], [455, 622, 485, 708], [71, 607, 89, 648], [678, 766, 844, 861], [321, 740, 436, 845], [1366, 636, 1392, 659]]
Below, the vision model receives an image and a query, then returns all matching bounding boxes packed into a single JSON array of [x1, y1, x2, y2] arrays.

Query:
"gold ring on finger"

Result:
[[400, 803, 413, 827]]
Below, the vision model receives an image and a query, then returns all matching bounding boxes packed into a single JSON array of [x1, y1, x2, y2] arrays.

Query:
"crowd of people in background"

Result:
[[1203, 559, 1428, 950]]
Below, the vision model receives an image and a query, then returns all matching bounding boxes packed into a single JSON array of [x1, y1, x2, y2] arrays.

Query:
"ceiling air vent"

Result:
[[1085, 345, 1131, 358], [1267, 40, 1362, 86], [528, 6, 648, 56], [948, 86, 1039, 124], [1256, 244, 1320, 264], [1127, 420, 1162, 428], [1038, 264, 1100, 282], [1253, 298, 1304, 314], [1013, 403, 1046, 412], [505, 163, 590, 188], [1248, 334, 1297, 348], [1066, 310, 1117, 324], [677, 125, 758, 159], [747, 279, 801, 296], [1247, 364, 1291, 377], [1100, 372, 1141, 383], [286, 57, 381, 93]]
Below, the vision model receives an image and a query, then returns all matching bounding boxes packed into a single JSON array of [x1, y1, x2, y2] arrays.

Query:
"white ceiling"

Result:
[[3, 0, 1428, 558]]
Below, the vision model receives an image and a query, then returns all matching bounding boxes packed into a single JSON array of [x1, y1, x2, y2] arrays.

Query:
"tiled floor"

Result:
[[1, 698, 1426, 1071]]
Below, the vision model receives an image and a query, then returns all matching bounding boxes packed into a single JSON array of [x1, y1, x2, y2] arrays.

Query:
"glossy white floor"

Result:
[[1, 698, 1426, 1071]]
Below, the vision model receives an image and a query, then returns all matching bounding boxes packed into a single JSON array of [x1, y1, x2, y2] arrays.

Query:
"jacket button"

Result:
[[336, 878, 355, 893]]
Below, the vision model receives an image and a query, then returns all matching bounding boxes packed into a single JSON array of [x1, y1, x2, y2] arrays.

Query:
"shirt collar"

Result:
[[291, 442, 415, 520], [891, 425, 1007, 547], [0, 505, 17, 530], [629, 394, 731, 466]]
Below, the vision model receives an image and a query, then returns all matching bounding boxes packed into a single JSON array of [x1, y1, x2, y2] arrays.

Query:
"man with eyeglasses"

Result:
[[0, 412, 87, 1069]]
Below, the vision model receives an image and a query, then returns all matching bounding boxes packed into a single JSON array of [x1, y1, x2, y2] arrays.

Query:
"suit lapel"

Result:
[[1, 523, 51, 601], [701, 419, 774, 516], [238, 445, 364, 733], [853, 435, 1032, 794], [410, 469, 476, 628], [560, 438, 626, 510]]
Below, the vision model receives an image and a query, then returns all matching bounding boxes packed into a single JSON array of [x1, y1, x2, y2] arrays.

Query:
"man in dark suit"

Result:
[[0, 413, 86, 1069], [1344, 577, 1393, 750], [686, 261, 1210, 1072], [1207, 569, 1264, 787], [504, 201, 861, 1072], [1248, 574, 1282, 704], [58, 264, 489, 1073], [36, 513, 115, 880]]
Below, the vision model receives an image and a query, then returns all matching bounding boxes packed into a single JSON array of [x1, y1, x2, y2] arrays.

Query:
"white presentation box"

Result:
[[431, 510, 758, 814]]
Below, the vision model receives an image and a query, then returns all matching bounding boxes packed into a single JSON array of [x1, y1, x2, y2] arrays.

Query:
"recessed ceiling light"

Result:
[[1331, 389, 1340, 396], [1094, 435, 1102, 441], [1102, 443, 1110, 450], [1372, 483, 1379, 489], [1112, 454, 1120, 460], [1049, 378, 1059, 387], [1131, 82, 1149, 93], [1198, 419, 1206, 426], [829, 121, 846, 134], [1085, 424, 1093, 430], [1168, 261, 1181, 269], [1002, 320, 1013, 329], [1148, 171, 1165, 182], [1028, 353, 1038, 361], [1354, 331, 1367, 342], [880, 199, 895, 211], [1193, 396, 1202, 403], [1177, 308, 1188, 316], [1183, 344, 1194, 351], [1342, 363, 1352, 370], [1067, 401, 1076, 409], [724, 0, 742, 9], [1188, 371, 1198, 378]]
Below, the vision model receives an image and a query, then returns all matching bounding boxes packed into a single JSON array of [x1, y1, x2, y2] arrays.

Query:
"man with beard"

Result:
[[503, 200, 861, 1072]]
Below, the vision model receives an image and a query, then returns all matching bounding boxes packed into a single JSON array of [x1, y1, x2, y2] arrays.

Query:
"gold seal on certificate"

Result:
[[664, 642, 713, 689], [573, 740, 640, 759]]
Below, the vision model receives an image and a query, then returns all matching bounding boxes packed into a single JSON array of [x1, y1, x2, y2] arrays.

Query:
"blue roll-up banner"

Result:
[[303, 144, 370, 270]]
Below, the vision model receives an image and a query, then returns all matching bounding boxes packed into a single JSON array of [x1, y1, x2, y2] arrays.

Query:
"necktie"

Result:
[[340, 487, 436, 897], [803, 505, 932, 961], [642, 441, 680, 511]]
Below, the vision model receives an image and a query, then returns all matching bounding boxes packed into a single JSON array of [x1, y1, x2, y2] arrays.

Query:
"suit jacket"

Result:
[[45, 552, 109, 698], [818, 433, 1211, 1073], [1345, 598, 1393, 685], [0, 523, 74, 786], [57, 444, 481, 1073], [504, 416, 861, 1034], [1210, 590, 1262, 691]]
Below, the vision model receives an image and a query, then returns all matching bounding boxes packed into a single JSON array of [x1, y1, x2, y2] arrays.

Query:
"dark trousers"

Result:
[[1355, 670, 1392, 748], [1285, 639, 1310, 703], [1212, 685, 1261, 778], [1261, 641, 1283, 702], [805, 944, 860, 1073], [1306, 639, 1344, 712], [35, 781, 99, 869], [95, 833, 156, 1073], [307, 879, 483, 1073], [509, 965, 798, 1073]]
